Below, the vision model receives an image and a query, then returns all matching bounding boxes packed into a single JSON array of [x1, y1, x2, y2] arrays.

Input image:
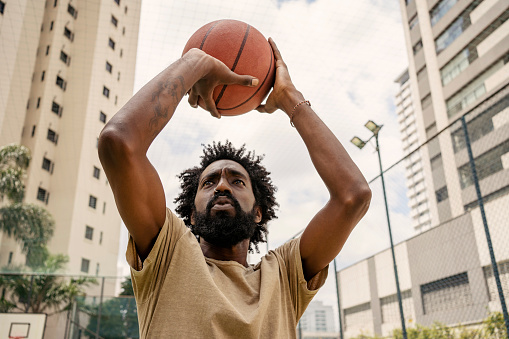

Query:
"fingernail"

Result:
[[251, 78, 259, 86], [192, 104, 197, 108]]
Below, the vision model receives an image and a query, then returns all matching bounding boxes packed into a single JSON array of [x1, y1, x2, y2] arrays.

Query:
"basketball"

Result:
[[183, 19, 275, 116]]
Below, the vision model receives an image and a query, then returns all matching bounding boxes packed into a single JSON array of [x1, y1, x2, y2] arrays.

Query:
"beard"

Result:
[[192, 192, 259, 248]]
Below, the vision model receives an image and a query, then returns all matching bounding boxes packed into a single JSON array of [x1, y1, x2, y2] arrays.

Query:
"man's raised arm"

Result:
[[257, 39, 372, 280], [98, 49, 258, 260]]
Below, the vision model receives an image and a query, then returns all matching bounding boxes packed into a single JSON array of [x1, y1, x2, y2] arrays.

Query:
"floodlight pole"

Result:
[[373, 130, 407, 339]]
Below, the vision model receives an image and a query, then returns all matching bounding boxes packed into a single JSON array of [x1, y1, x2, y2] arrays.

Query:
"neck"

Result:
[[199, 238, 250, 267]]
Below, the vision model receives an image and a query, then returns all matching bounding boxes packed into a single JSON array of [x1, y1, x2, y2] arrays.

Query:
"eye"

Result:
[[202, 180, 214, 187], [233, 179, 245, 186]]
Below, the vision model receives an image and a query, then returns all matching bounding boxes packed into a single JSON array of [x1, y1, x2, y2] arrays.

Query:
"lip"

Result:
[[212, 196, 234, 206]]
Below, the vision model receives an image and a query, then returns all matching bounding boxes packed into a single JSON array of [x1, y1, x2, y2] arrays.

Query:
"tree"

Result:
[[0, 144, 55, 268], [85, 277, 139, 339], [0, 253, 96, 314]]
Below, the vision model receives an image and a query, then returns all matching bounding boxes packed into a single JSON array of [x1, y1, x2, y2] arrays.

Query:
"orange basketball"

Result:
[[183, 19, 275, 116]]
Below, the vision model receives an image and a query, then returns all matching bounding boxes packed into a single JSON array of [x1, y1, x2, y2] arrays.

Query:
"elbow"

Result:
[[98, 126, 135, 167], [338, 183, 372, 213]]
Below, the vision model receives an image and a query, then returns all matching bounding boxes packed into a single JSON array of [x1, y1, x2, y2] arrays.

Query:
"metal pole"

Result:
[[333, 259, 344, 339], [461, 116, 509, 334], [25, 275, 34, 313], [95, 277, 105, 339], [375, 134, 407, 339], [298, 319, 302, 339]]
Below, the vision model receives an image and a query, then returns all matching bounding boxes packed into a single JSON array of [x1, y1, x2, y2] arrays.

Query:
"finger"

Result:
[[268, 38, 284, 63], [256, 104, 276, 114], [188, 90, 199, 108], [226, 73, 258, 87], [203, 94, 221, 119]]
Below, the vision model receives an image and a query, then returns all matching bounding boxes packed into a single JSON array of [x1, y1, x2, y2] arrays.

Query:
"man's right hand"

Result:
[[187, 49, 259, 119]]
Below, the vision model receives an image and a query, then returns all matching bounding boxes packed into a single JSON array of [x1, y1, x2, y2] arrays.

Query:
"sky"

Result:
[[117, 0, 414, 331]]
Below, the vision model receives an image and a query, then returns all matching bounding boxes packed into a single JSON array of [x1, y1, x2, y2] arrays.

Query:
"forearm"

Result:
[[101, 49, 208, 153], [281, 90, 370, 200]]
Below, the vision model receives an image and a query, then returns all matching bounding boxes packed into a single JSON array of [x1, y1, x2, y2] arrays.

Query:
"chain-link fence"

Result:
[[334, 88, 509, 338], [0, 273, 137, 339]]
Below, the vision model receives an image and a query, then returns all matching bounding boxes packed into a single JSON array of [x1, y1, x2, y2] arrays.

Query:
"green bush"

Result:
[[351, 312, 506, 339]]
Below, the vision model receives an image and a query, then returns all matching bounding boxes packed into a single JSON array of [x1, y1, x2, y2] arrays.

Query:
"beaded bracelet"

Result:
[[290, 100, 311, 127]]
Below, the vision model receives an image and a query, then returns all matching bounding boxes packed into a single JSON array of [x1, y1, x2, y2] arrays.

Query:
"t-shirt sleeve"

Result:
[[125, 207, 189, 303], [274, 237, 329, 321]]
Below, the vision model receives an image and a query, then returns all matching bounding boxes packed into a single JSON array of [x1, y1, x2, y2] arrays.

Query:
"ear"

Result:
[[254, 206, 262, 224], [190, 210, 195, 225]]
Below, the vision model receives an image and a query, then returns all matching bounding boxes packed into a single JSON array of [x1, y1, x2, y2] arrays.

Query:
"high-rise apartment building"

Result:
[[394, 69, 433, 233], [298, 300, 337, 338], [0, 0, 141, 284], [398, 0, 509, 225]]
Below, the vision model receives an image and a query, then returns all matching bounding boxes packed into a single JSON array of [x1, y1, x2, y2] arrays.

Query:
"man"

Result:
[[98, 39, 371, 338]]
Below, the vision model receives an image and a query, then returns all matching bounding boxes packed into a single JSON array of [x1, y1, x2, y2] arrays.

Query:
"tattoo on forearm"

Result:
[[149, 75, 185, 135]]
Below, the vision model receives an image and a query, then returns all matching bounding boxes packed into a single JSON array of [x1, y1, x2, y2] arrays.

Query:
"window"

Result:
[[54, 0, 57, 7], [430, 153, 442, 170], [81, 258, 90, 273], [380, 291, 413, 324], [416, 66, 427, 81], [108, 38, 115, 50], [451, 94, 508, 153], [120, 49, 123, 58], [99, 231, 103, 245], [430, 0, 458, 26], [106, 61, 112, 73], [89, 195, 97, 209], [483, 262, 509, 302], [99, 111, 107, 123], [412, 40, 422, 55], [114, 0, 120, 5], [41, 71, 45, 81], [421, 94, 432, 109], [64, 27, 74, 41], [56, 75, 66, 90], [458, 139, 509, 189], [52, 101, 63, 117], [103, 86, 110, 98], [122, 26, 125, 35], [115, 95, 118, 105], [435, 186, 449, 203], [8, 252, 13, 265], [37, 187, 49, 204], [31, 125, 36, 137], [111, 15, 118, 27], [103, 202, 106, 214], [50, 21, 54, 30], [42, 157, 53, 173], [124, 6, 127, 14], [47, 128, 58, 143], [446, 57, 507, 117], [440, 11, 509, 86], [85, 225, 94, 240], [0, 1, 5, 15], [45, 45, 50, 55], [421, 272, 472, 314], [60, 50, 70, 65], [36, 97, 41, 108], [344, 302, 372, 332], [96, 263, 100, 275], [93, 166, 100, 179], [67, 3, 77, 18], [435, 1, 482, 54], [409, 15, 419, 30], [117, 72, 120, 81]]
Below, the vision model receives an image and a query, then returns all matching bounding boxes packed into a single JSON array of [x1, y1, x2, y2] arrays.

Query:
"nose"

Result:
[[215, 176, 232, 194]]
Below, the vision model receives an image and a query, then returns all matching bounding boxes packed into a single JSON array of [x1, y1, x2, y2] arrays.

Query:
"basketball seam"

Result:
[[199, 20, 222, 50], [217, 47, 274, 111], [214, 24, 251, 106]]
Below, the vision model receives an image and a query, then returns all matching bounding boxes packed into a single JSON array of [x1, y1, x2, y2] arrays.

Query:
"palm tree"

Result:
[[0, 254, 96, 314], [0, 144, 54, 267]]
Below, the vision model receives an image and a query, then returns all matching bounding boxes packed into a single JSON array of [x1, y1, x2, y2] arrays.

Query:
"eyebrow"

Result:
[[200, 168, 249, 183]]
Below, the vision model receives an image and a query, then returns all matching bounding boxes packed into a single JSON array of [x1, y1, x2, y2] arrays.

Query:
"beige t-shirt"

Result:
[[127, 208, 328, 338]]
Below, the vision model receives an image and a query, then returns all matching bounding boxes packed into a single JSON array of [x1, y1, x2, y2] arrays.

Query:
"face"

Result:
[[191, 160, 262, 246], [193, 160, 261, 222]]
